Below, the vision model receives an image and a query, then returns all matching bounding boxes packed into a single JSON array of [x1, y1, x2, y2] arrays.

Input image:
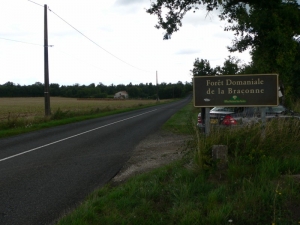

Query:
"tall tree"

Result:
[[221, 56, 241, 75], [147, 0, 300, 100], [191, 58, 214, 76], [191, 56, 241, 76], [147, 0, 300, 41]]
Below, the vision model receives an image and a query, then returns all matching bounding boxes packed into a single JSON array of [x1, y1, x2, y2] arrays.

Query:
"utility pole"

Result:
[[156, 71, 159, 102], [44, 4, 51, 116]]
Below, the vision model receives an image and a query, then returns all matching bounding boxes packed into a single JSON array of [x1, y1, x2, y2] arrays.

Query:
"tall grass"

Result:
[[292, 99, 300, 113], [192, 117, 300, 224]]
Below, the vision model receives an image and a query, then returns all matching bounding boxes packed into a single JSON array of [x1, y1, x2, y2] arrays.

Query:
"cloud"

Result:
[[98, 26, 113, 33], [115, 0, 148, 6], [0, 0, 251, 86], [213, 30, 235, 40], [50, 30, 77, 38], [182, 6, 220, 27], [113, 0, 150, 13], [175, 48, 201, 55]]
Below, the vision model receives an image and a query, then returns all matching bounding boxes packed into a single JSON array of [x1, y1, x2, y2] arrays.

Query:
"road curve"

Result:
[[0, 96, 191, 225]]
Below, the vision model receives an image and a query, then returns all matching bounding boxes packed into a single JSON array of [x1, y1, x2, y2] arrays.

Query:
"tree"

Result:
[[147, 0, 300, 40], [4, 81, 15, 86], [146, 0, 222, 40], [146, 0, 281, 39], [147, 0, 300, 101], [222, 1, 300, 80], [223, 1, 300, 103], [50, 83, 60, 96], [191, 58, 214, 76], [30, 82, 44, 97], [191, 56, 241, 76], [221, 56, 241, 75]]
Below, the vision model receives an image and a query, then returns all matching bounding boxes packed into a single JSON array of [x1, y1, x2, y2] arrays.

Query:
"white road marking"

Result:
[[0, 109, 157, 162]]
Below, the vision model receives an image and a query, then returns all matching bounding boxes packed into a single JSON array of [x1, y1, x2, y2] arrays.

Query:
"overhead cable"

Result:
[[28, 0, 43, 7], [0, 37, 47, 47], [47, 7, 152, 73]]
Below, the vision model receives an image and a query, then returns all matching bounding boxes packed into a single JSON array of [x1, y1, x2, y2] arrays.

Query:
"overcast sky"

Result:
[[0, 0, 251, 86]]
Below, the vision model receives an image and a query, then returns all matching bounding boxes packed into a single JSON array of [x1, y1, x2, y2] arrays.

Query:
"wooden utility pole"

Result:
[[44, 4, 51, 116]]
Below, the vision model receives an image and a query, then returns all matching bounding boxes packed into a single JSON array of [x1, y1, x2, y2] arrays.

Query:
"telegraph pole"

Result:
[[44, 4, 51, 116]]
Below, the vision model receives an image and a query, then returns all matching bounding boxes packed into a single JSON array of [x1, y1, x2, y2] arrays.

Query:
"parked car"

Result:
[[197, 105, 295, 130], [265, 105, 292, 115]]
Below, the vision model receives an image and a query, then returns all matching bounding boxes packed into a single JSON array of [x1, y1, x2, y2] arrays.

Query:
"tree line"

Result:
[[0, 81, 192, 99]]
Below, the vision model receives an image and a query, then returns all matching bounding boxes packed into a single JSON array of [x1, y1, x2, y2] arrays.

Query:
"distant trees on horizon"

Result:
[[0, 81, 192, 99]]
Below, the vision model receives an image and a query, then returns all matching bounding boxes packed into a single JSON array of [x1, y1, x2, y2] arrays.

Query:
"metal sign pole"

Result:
[[260, 107, 266, 139], [205, 107, 210, 136]]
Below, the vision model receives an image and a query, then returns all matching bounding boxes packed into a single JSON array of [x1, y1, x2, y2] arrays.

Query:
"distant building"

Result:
[[114, 91, 129, 99]]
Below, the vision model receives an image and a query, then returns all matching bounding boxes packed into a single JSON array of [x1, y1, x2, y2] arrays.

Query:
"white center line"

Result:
[[0, 109, 157, 162]]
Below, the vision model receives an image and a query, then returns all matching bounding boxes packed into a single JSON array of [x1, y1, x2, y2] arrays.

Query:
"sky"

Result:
[[0, 0, 251, 86]]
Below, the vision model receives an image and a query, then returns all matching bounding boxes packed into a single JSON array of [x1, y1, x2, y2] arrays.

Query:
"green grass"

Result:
[[292, 99, 300, 113], [162, 101, 197, 134], [55, 101, 300, 225]]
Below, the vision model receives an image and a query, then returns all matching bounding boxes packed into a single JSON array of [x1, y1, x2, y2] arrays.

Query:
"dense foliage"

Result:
[[191, 56, 242, 76], [0, 81, 192, 99], [147, 0, 300, 101]]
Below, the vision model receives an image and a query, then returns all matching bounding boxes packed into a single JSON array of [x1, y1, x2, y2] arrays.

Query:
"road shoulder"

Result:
[[111, 130, 191, 185]]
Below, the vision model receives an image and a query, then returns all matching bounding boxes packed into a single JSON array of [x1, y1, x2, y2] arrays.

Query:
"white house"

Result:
[[114, 91, 129, 99]]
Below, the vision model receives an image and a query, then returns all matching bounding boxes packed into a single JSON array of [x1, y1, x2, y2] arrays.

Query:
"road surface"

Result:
[[0, 96, 191, 225]]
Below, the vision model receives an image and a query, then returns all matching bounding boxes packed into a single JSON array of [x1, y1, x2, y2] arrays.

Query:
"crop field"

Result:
[[0, 97, 168, 121]]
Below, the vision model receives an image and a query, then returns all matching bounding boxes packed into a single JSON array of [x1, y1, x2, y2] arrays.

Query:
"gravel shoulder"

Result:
[[111, 130, 192, 185]]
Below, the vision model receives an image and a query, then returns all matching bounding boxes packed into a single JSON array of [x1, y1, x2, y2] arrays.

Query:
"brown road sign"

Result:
[[193, 74, 279, 107]]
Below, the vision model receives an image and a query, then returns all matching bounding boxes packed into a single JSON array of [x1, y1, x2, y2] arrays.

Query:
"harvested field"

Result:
[[0, 97, 168, 121]]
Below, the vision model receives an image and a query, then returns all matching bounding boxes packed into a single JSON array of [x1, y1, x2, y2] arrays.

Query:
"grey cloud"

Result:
[[98, 26, 113, 33], [182, 6, 220, 27], [176, 49, 201, 55], [113, 0, 150, 13], [213, 31, 233, 40], [115, 0, 148, 6]]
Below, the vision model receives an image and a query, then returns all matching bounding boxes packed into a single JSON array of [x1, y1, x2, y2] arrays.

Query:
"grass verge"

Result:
[[56, 101, 300, 225]]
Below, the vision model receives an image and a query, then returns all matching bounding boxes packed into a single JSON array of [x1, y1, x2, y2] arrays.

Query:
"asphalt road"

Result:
[[0, 96, 191, 225]]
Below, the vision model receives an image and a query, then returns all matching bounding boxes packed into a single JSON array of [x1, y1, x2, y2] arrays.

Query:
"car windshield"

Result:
[[266, 105, 285, 113], [210, 107, 235, 112]]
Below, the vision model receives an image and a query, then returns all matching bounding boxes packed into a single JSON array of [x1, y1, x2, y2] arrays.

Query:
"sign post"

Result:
[[194, 74, 279, 135], [260, 107, 266, 139], [205, 107, 210, 136]]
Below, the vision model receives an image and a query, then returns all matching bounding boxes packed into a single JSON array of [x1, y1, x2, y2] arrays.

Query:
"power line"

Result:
[[0, 36, 141, 83], [26, 1, 153, 73], [0, 37, 47, 47], [51, 48, 143, 83], [25, 0, 154, 80], [47, 7, 152, 73], [27, 0, 43, 7]]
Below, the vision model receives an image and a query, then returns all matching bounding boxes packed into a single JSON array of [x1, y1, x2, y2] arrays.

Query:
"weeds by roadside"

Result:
[[56, 102, 300, 225]]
